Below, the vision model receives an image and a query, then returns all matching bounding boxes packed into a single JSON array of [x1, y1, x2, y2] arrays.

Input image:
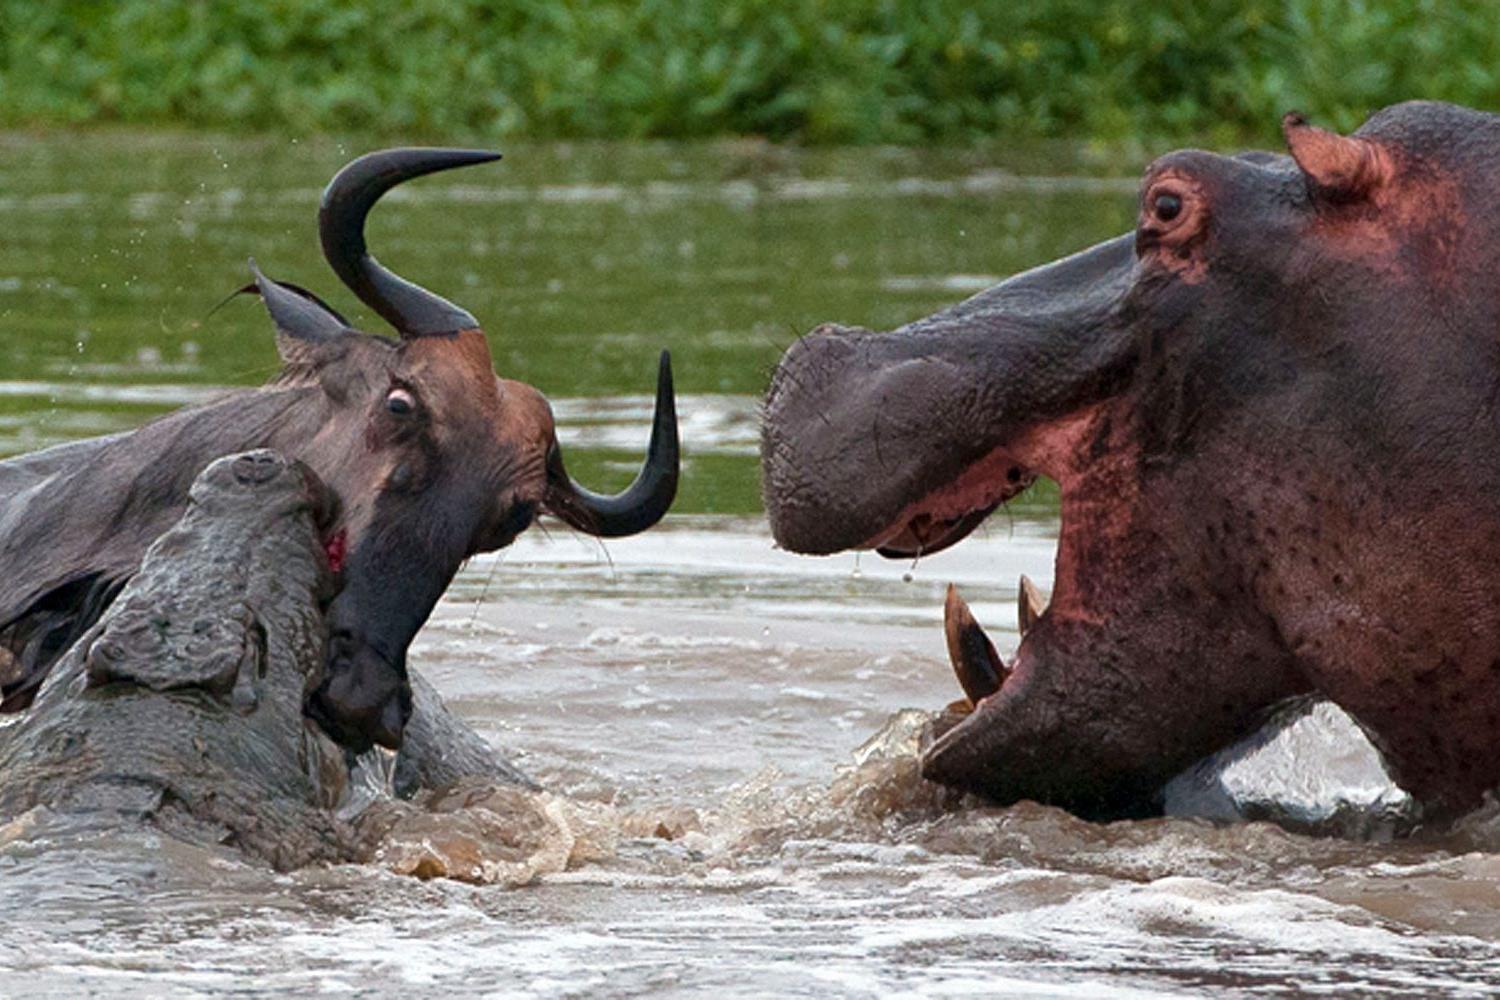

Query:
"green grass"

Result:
[[2, 1, 1498, 145]]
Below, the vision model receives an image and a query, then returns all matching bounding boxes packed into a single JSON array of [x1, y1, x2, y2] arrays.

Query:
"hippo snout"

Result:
[[761, 327, 877, 554]]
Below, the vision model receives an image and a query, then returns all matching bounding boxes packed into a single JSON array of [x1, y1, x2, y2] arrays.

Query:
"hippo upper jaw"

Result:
[[761, 235, 1139, 559], [863, 447, 1033, 559]]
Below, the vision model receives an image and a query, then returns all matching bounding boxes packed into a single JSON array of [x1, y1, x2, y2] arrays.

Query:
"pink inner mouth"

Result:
[[860, 447, 1036, 552], [324, 528, 348, 574]]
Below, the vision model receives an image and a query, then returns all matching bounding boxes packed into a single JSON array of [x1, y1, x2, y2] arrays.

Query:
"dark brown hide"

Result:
[[762, 101, 1500, 821]]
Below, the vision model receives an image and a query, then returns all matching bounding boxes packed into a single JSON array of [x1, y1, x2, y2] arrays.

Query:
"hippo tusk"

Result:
[[944, 584, 1008, 705], [1017, 574, 1047, 635]]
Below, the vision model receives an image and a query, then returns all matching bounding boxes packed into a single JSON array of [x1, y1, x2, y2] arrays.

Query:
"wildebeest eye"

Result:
[[386, 388, 416, 415], [1153, 192, 1182, 222]]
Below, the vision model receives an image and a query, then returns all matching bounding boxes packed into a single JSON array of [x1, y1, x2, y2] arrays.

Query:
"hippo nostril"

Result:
[[1007, 466, 1023, 483]]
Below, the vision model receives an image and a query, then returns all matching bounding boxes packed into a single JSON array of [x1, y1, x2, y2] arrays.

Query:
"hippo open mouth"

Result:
[[759, 242, 1216, 819], [764, 103, 1500, 820], [863, 447, 1035, 559]]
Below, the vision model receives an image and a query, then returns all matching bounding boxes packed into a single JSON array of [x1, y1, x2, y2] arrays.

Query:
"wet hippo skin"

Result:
[[763, 101, 1500, 822]]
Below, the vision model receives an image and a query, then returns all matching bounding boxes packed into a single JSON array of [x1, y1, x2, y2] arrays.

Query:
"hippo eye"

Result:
[[385, 388, 415, 416], [1153, 192, 1183, 222]]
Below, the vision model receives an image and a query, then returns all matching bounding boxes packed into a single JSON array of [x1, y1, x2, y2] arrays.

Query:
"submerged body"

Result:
[[763, 100, 1500, 821]]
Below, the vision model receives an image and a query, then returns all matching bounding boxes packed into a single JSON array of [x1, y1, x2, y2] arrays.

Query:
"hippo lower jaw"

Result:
[[905, 417, 1226, 816], [919, 585, 1037, 789], [859, 443, 1083, 803]]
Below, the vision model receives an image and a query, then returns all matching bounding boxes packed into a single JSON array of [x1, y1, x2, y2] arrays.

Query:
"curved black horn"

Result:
[[319, 147, 500, 337], [549, 351, 679, 537]]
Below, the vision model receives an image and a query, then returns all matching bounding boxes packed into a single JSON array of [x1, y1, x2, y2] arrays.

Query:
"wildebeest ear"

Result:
[[245, 260, 355, 366], [1282, 112, 1391, 203]]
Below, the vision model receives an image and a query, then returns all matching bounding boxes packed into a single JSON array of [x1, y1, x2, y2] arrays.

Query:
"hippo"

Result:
[[0, 449, 526, 869], [762, 100, 1500, 822]]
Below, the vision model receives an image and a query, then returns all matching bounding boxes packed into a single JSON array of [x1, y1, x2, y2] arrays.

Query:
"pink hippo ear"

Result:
[[1282, 112, 1392, 203]]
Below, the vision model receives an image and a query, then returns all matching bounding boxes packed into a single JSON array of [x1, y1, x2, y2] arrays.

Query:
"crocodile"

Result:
[[0, 449, 530, 869]]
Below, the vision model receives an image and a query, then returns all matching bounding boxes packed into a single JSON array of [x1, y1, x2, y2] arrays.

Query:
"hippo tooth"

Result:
[[944, 583, 1007, 704], [1017, 574, 1048, 635]]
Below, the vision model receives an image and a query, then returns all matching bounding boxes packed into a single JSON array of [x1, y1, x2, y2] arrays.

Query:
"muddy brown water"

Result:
[[1, 133, 1498, 996]]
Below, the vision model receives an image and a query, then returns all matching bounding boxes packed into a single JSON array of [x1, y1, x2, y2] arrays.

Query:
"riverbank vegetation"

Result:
[[2, 1, 1495, 144]]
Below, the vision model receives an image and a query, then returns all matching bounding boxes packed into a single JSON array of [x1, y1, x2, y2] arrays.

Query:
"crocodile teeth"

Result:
[[944, 584, 1007, 705], [1017, 574, 1047, 635]]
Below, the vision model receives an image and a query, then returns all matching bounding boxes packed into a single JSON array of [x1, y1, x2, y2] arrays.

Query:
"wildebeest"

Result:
[[0, 148, 678, 752]]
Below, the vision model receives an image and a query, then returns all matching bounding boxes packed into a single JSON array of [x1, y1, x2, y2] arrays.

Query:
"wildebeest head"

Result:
[[0, 148, 677, 755], [261, 149, 678, 751], [762, 101, 1500, 819]]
